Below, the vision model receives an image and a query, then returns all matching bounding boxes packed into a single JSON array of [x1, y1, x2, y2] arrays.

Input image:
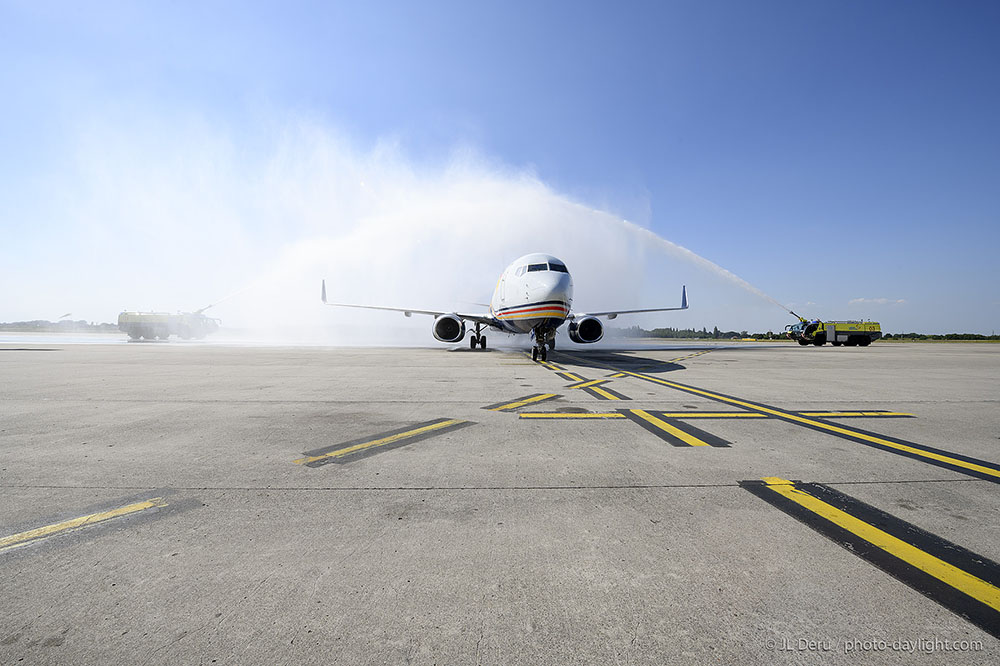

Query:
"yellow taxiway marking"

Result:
[[520, 411, 912, 420], [590, 386, 622, 400], [571, 379, 608, 389], [667, 350, 712, 363], [294, 419, 466, 464], [486, 394, 559, 412], [520, 412, 625, 419], [658, 412, 765, 418], [0, 498, 167, 553], [623, 371, 1000, 479], [609, 373, 626, 378], [629, 409, 710, 446], [800, 411, 915, 417], [759, 478, 1000, 612], [653, 411, 913, 418], [562, 373, 585, 382]]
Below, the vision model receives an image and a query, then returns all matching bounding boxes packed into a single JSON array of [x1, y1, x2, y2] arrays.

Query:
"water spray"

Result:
[[621, 220, 799, 318]]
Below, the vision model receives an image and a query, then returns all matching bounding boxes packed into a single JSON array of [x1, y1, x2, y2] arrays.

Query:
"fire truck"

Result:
[[785, 315, 881, 347], [117, 310, 221, 341]]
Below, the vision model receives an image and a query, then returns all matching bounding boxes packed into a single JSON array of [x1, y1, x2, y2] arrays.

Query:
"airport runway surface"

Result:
[[2, 340, 998, 664]]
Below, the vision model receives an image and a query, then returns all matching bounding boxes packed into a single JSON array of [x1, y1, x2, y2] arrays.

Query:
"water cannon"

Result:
[[788, 311, 807, 323]]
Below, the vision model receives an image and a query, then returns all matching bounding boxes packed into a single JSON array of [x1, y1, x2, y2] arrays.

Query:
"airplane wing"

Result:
[[570, 286, 688, 320], [321, 281, 496, 326]]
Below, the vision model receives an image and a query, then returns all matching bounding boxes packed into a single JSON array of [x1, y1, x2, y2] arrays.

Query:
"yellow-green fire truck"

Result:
[[785, 315, 881, 347]]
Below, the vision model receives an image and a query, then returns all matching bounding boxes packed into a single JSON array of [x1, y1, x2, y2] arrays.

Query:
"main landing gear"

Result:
[[470, 323, 487, 350]]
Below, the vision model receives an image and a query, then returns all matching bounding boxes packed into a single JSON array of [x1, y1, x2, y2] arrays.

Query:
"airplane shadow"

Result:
[[549, 349, 691, 375]]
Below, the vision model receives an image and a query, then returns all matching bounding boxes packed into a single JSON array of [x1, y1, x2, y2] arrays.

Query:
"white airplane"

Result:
[[321, 252, 687, 361]]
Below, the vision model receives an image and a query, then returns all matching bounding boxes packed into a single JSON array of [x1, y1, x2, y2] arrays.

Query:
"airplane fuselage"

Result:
[[489, 253, 574, 336]]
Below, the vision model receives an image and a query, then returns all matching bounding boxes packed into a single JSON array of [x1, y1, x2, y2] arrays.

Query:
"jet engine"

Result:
[[568, 316, 603, 344], [432, 314, 466, 343]]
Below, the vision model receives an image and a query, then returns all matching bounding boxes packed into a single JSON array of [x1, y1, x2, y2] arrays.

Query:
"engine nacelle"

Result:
[[432, 314, 466, 343], [568, 316, 603, 344]]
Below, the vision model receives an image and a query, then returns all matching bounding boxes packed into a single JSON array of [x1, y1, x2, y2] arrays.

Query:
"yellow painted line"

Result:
[[761, 476, 794, 485], [0, 498, 167, 553], [571, 379, 607, 389], [520, 412, 625, 419], [524, 353, 561, 371], [801, 411, 915, 417], [624, 371, 1000, 478], [667, 351, 710, 363], [562, 373, 585, 381], [644, 411, 909, 418], [629, 410, 710, 446], [486, 394, 558, 412], [760, 478, 1000, 612], [658, 412, 766, 418], [590, 386, 622, 401], [294, 420, 465, 464], [654, 412, 911, 418], [609, 373, 626, 378]]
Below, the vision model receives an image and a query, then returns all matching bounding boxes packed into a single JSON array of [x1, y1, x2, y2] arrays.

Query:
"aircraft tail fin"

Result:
[[681, 285, 688, 309], [321, 280, 327, 304]]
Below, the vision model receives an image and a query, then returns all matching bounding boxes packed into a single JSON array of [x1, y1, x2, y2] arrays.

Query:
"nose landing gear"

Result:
[[531, 327, 552, 362], [470, 323, 487, 350]]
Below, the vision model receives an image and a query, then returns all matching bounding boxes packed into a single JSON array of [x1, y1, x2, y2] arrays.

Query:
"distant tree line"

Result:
[[0, 320, 118, 333], [615, 325, 783, 340], [882, 332, 1000, 341], [614, 326, 1000, 341]]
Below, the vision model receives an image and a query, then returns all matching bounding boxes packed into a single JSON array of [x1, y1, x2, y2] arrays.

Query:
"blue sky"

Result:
[[2, 1, 998, 334]]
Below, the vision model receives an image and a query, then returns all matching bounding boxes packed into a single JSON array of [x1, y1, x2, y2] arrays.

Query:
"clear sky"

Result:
[[2, 1, 998, 335]]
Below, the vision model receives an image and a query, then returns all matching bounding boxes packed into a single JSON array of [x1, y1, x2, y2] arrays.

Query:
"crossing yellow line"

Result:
[[486, 394, 559, 412], [590, 386, 622, 400], [0, 498, 167, 553], [521, 411, 911, 420], [629, 410, 710, 446], [624, 371, 1000, 479], [571, 379, 608, 389], [759, 478, 1000, 612], [294, 420, 466, 464]]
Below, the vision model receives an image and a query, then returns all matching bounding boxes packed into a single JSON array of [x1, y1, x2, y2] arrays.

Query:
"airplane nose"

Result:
[[528, 271, 573, 304]]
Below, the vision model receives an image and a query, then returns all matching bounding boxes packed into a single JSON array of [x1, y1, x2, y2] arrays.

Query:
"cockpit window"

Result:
[[549, 262, 568, 273], [527, 263, 547, 272]]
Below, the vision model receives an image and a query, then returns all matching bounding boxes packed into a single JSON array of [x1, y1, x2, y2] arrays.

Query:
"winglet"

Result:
[[681, 285, 688, 309], [321, 280, 327, 304]]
